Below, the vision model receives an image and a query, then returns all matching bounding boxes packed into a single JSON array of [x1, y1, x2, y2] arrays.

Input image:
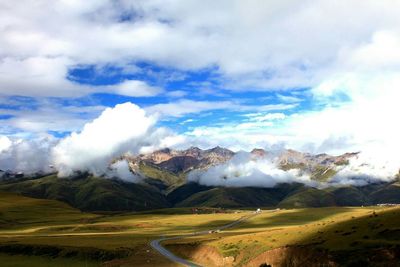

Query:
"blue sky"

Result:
[[0, 60, 311, 138], [0, 0, 399, 156]]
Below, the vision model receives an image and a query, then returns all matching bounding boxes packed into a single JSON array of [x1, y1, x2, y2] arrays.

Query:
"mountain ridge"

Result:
[[1, 146, 399, 212]]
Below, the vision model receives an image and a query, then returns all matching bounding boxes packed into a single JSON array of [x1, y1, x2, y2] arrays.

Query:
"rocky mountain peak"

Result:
[[205, 146, 234, 157], [251, 148, 267, 158]]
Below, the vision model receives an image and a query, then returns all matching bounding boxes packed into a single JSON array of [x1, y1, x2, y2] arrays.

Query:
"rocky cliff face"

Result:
[[276, 150, 359, 181], [125, 146, 359, 183], [127, 146, 235, 175]]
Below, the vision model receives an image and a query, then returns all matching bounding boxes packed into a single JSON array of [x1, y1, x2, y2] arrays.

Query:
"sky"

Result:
[[1, 0, 400, 173]]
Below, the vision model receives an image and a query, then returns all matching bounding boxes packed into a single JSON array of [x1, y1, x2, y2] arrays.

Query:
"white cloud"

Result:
[[0, 101, 106, 134], [146, 99, 296, 118], [276, 94, 303, 103], [108, 159, 141, 183], [188, 152, 313, 188], [109, 80, 163, 97], [330, 153, 398, 187], [53, 102, 157, 176], [2, 0, 400, 97], [0, 136, 12, 153], [166, 90, 188, 98], [245, 112, 286, 122], [0, 102, 184, 180], [0, 135, 56, 174], [146, 100, 233, 117], [0, 0, 400, 183], [0, 57, 162, 97], [180, 118, 194, 125], [342, 31, 400, 70], [188, 151, 398, 189]]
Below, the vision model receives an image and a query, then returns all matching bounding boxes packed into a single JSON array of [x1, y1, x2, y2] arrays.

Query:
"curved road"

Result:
[[150, 212, 259, 267]]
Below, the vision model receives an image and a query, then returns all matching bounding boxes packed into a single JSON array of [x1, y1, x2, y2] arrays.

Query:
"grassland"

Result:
[[166, 206, 400, 266], [1, 191, 399, 266], [0, 191, 244, 266]]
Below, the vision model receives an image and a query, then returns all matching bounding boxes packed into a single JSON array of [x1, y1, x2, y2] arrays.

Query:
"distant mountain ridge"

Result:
[[129, 146, 235, 174], [124, 146, 359, 187], [1, 146, 399, 212]]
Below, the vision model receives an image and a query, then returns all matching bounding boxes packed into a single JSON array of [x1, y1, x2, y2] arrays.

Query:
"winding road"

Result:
[[150, 212, 259, 267]]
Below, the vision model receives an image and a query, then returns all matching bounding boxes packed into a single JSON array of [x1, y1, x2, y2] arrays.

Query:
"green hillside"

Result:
[[176, 187, 281, 208], [139, 161, 185, 187], [1, 173, 399, 212], [369, 181, 400, 204], [327, 186, 369, 206], [0, 175, 170, 212], [166, 182, 212, 204], [0, 191, 95, 229], [277, 187, 336, 208], [167, 206, 400, 266]]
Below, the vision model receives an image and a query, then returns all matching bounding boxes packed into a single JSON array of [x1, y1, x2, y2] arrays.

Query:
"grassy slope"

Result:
[[139, 162, 186, 189], [167, 206, 400, 266], [277, 187, 336, 208], [0, 175, 170, 212], [175, 187, 281, 208], [0, 191, 95, 229], [0, 253, 99, 267], [166, 182, 212, 204], [2, 173, 400, 212], [1, 190, 400, 266], [0, 191, 245, 266], [172, 181, 400, 209]]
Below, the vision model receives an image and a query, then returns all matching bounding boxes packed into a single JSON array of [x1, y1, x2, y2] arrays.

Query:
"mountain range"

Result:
[[0, 147, 399, 212]]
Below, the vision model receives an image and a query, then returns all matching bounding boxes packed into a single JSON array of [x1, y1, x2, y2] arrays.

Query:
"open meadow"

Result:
[[1, 191, 399, 266]]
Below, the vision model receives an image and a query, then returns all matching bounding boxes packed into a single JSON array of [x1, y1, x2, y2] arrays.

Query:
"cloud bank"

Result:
[[108, 159, 141, 183], [0, 1, 399, 186], [188, 151, 399, 189], [0, 135, 56, 174], [188, 152, 314, 188], [0, 102, 183, 181], [2, 0, 400, 96], [53, 102, 157, 176]]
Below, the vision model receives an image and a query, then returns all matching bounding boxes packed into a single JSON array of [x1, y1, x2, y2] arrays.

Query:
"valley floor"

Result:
[[1, 191, 399, 266]]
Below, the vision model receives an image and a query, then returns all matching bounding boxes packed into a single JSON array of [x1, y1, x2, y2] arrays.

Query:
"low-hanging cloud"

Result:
[[0, 135, 56, 174], [188, 150, 399, 189], [188, 152, 315, 188], [330, 152, 399, 187], [52, 102, 156, 177], [107, 159, 142, 183], [0, 102, 184, 182], [0, 101, 399, 187], [0, 136, 12, 153]]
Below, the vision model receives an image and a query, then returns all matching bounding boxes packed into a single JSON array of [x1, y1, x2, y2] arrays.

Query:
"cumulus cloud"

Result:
[[2, 0, 400, 97], [1, 1, 400, 186], [330, 152, 399, 187], [53, 102, 157, 177], [0, 136, 12, 153], [0, 102, 185, 180], [108, 159, 141, 183], [188, 152, 314, 188], [188, 149, 399, 189], [109, 80, 163, 97], [0, 136, 56, 174], [184, 29, 400, 172]]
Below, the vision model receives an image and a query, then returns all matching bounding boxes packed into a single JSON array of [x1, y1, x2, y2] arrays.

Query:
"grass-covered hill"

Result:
[[168, 181, 400, 209], [1, 174, 399, 212], [165, 206, 400, 267], [0, 191, 95, 229], [1, 191, 399, 266], [0, 174, 170, 212]]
